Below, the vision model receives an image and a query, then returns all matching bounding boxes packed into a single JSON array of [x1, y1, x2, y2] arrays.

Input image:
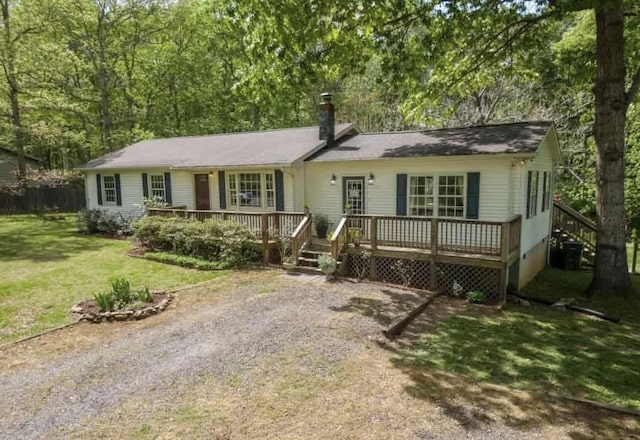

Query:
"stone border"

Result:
[[71, 293, 174, 323]]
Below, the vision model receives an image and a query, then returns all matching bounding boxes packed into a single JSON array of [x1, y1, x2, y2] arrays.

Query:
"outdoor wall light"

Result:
[[368, 173, 375, 185], [330, 174, 337, 185]]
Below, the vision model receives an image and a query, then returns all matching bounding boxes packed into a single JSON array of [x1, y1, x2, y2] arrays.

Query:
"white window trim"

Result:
[[528, 171, 539, 218], [407, 174, 466, 218], [226, 171, 276, 211], [149, 173, 166, 203], [102, 174, 117, 205]]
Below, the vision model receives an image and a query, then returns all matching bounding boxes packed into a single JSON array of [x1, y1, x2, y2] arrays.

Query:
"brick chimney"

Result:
[[319, 92, 335, 146]]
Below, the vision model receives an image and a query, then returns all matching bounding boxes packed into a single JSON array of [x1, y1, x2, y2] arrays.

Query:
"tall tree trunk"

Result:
[[587, 2, 632, 295], [1, 0, 25, 179]]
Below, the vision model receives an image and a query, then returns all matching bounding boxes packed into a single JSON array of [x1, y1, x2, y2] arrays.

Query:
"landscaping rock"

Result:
[[71, 292, 173, 323]]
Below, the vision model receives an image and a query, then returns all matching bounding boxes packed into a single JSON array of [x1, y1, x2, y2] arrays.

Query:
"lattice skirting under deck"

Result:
[[343, 254, 503, 303]]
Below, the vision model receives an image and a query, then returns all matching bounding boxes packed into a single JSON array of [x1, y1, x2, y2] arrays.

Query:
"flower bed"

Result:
[[72, 291, 173, 323]]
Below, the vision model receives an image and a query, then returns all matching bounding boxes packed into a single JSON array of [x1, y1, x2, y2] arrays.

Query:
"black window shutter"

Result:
[[275, 170, 284, 211], [396, 174, 407, 216], [164, 172, 172, 205], [96, 174, 103, 205], [218, 170, 226, 209], [466, 172, 480, 219], [526, 171, 532, 219], [115, 173, 122, 206], [142, 173, 149, 198]]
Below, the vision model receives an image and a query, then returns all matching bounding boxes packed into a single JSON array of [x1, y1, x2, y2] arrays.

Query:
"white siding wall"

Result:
[[303, 156, 513, 228], [85, 169, 195, 214], [519, 137, 554, 256]]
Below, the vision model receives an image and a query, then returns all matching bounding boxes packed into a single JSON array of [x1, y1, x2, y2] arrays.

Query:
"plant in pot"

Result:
[[282, 255, 297, 271], [318, 254, 337, 278], [315, 213, 330, 239], [349, 228, 362, 247], [344, 203, 352, 214], [303, 202, 310, 216]]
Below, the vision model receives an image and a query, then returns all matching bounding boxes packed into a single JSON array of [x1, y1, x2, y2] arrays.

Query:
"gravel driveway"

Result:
[[0, 271, 637, 439]]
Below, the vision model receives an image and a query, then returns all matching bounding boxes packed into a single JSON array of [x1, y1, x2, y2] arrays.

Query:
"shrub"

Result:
[[318, 254, 337, 272], [76, 209, 135, 237], [466, 291, 487, 304], [144, 251, 230, 270], [132, 216, 260, 268]]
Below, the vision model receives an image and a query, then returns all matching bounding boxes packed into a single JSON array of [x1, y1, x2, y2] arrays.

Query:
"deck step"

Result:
[[291, 266, 324, 275], [301, 249, 331, 257]]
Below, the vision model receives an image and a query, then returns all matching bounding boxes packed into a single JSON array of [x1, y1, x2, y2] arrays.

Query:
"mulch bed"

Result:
[[71, 291, 173, 323]]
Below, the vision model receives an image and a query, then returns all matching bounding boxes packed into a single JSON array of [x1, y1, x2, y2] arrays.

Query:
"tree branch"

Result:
[[625, 67, 640, 108]]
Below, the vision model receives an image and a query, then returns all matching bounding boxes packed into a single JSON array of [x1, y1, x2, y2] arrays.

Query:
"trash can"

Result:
[[562, 241, 583, 270]]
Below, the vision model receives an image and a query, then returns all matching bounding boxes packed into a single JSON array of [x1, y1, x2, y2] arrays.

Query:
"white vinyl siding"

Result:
[[85, 170, 195, 214], [304, 156, 511, 228]]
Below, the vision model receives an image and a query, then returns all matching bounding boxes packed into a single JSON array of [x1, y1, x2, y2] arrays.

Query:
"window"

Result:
[[527, 171, 539, 218], [227, 172, 274, 208], [103, 175, 116, 204], [265, 174, 275, 208], [150, 174, 165, 201], [438, 176, 464, 217], [541, 171, 550, 212], [409, 176, 434, 216], [408, 175, 465, 218]]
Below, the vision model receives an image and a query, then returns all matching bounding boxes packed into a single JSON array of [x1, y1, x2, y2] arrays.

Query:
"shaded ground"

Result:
[[0, 271, 638, 439]]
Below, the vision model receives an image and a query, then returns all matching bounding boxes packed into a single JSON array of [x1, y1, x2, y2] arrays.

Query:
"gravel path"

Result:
[[0, 273, 636, 440]]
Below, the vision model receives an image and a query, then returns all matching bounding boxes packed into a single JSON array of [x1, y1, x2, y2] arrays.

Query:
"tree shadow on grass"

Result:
[[0, 216, 107, 262], [331, 282, 640, 438]]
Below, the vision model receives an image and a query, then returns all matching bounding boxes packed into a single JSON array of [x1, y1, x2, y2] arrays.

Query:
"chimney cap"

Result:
[[320, 92, 332, 102]]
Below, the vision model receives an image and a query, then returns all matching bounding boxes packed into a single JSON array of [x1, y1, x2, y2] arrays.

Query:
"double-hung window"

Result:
[[150, 174, 166, 201], [408, 176, 434, 216], [228, 172, 275, 209], [408, 175, 464, 218], [438, 176, 464, 217], [103, 175, 116, 204]]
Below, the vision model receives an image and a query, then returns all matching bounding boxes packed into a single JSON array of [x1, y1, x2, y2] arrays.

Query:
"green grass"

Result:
[[0, 214, 229, 343], [398, 268, 640, 409]]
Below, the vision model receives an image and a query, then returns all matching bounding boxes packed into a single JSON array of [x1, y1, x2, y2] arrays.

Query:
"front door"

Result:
[[194, 174, 211, 210], [343, 177, 365, 214]]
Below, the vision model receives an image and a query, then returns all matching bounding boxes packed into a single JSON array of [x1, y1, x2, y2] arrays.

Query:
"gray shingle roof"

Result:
[[78, 124, 357, 170], [307, 121, 553, 162]]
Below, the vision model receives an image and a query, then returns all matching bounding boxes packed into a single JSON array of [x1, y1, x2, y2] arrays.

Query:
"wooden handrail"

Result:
[[331, 217, 348, 259], [291, 215, 312, 263], [553, 201, 596, 231]]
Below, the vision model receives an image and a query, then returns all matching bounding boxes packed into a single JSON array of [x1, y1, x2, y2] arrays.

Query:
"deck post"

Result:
[[501, 221, 510, 262], [261, 214, 270, 264], [274, 212, 281, 234], [371, 216, 378, 250], [430, 218, 439, 291], [222, 211, 228, 221]]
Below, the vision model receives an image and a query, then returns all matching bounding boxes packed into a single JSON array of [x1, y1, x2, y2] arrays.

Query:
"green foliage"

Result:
[[318, 254, 337, 272], [348, 228, 362, 245], [110, 276, 132, 304], [132, 216, 260, 267], [466, 291, 487, 304], [93, 292, 116, 312], [137, 285, 153, 303], [144, 252, 232, 271], [76, 209, 134, 237]]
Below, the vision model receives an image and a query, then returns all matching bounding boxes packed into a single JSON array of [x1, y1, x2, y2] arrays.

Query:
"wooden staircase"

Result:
[[552, 201, 597, 265]]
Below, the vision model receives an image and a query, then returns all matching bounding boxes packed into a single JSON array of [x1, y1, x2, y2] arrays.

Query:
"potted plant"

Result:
[[318, 254, 337, 278], [282, 255, 297, 271], [315, 213, 330, 239], [344, 203, 352, 214], [326, 228, 334, 243], [303, 202, 310, 216], [349, 228, 362, 247]]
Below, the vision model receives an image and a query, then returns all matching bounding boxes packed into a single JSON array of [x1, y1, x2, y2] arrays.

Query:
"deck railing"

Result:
[[147, 208, 306, 240], [291, 215, 313, 262], [334, 214, 522, 261]]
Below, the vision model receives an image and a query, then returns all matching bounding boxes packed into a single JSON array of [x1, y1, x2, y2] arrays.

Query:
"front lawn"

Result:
[[0, 214, 228, 344], [397, 268, 640, 409]]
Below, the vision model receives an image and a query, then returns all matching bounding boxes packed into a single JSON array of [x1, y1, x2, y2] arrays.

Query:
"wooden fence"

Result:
[[0, 186, 85, 214]]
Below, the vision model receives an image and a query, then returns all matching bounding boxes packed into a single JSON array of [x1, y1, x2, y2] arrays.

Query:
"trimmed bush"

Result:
[[144, 252, 231, 270], [76, 209, 136, 236], [132, 216, 260, 268]]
